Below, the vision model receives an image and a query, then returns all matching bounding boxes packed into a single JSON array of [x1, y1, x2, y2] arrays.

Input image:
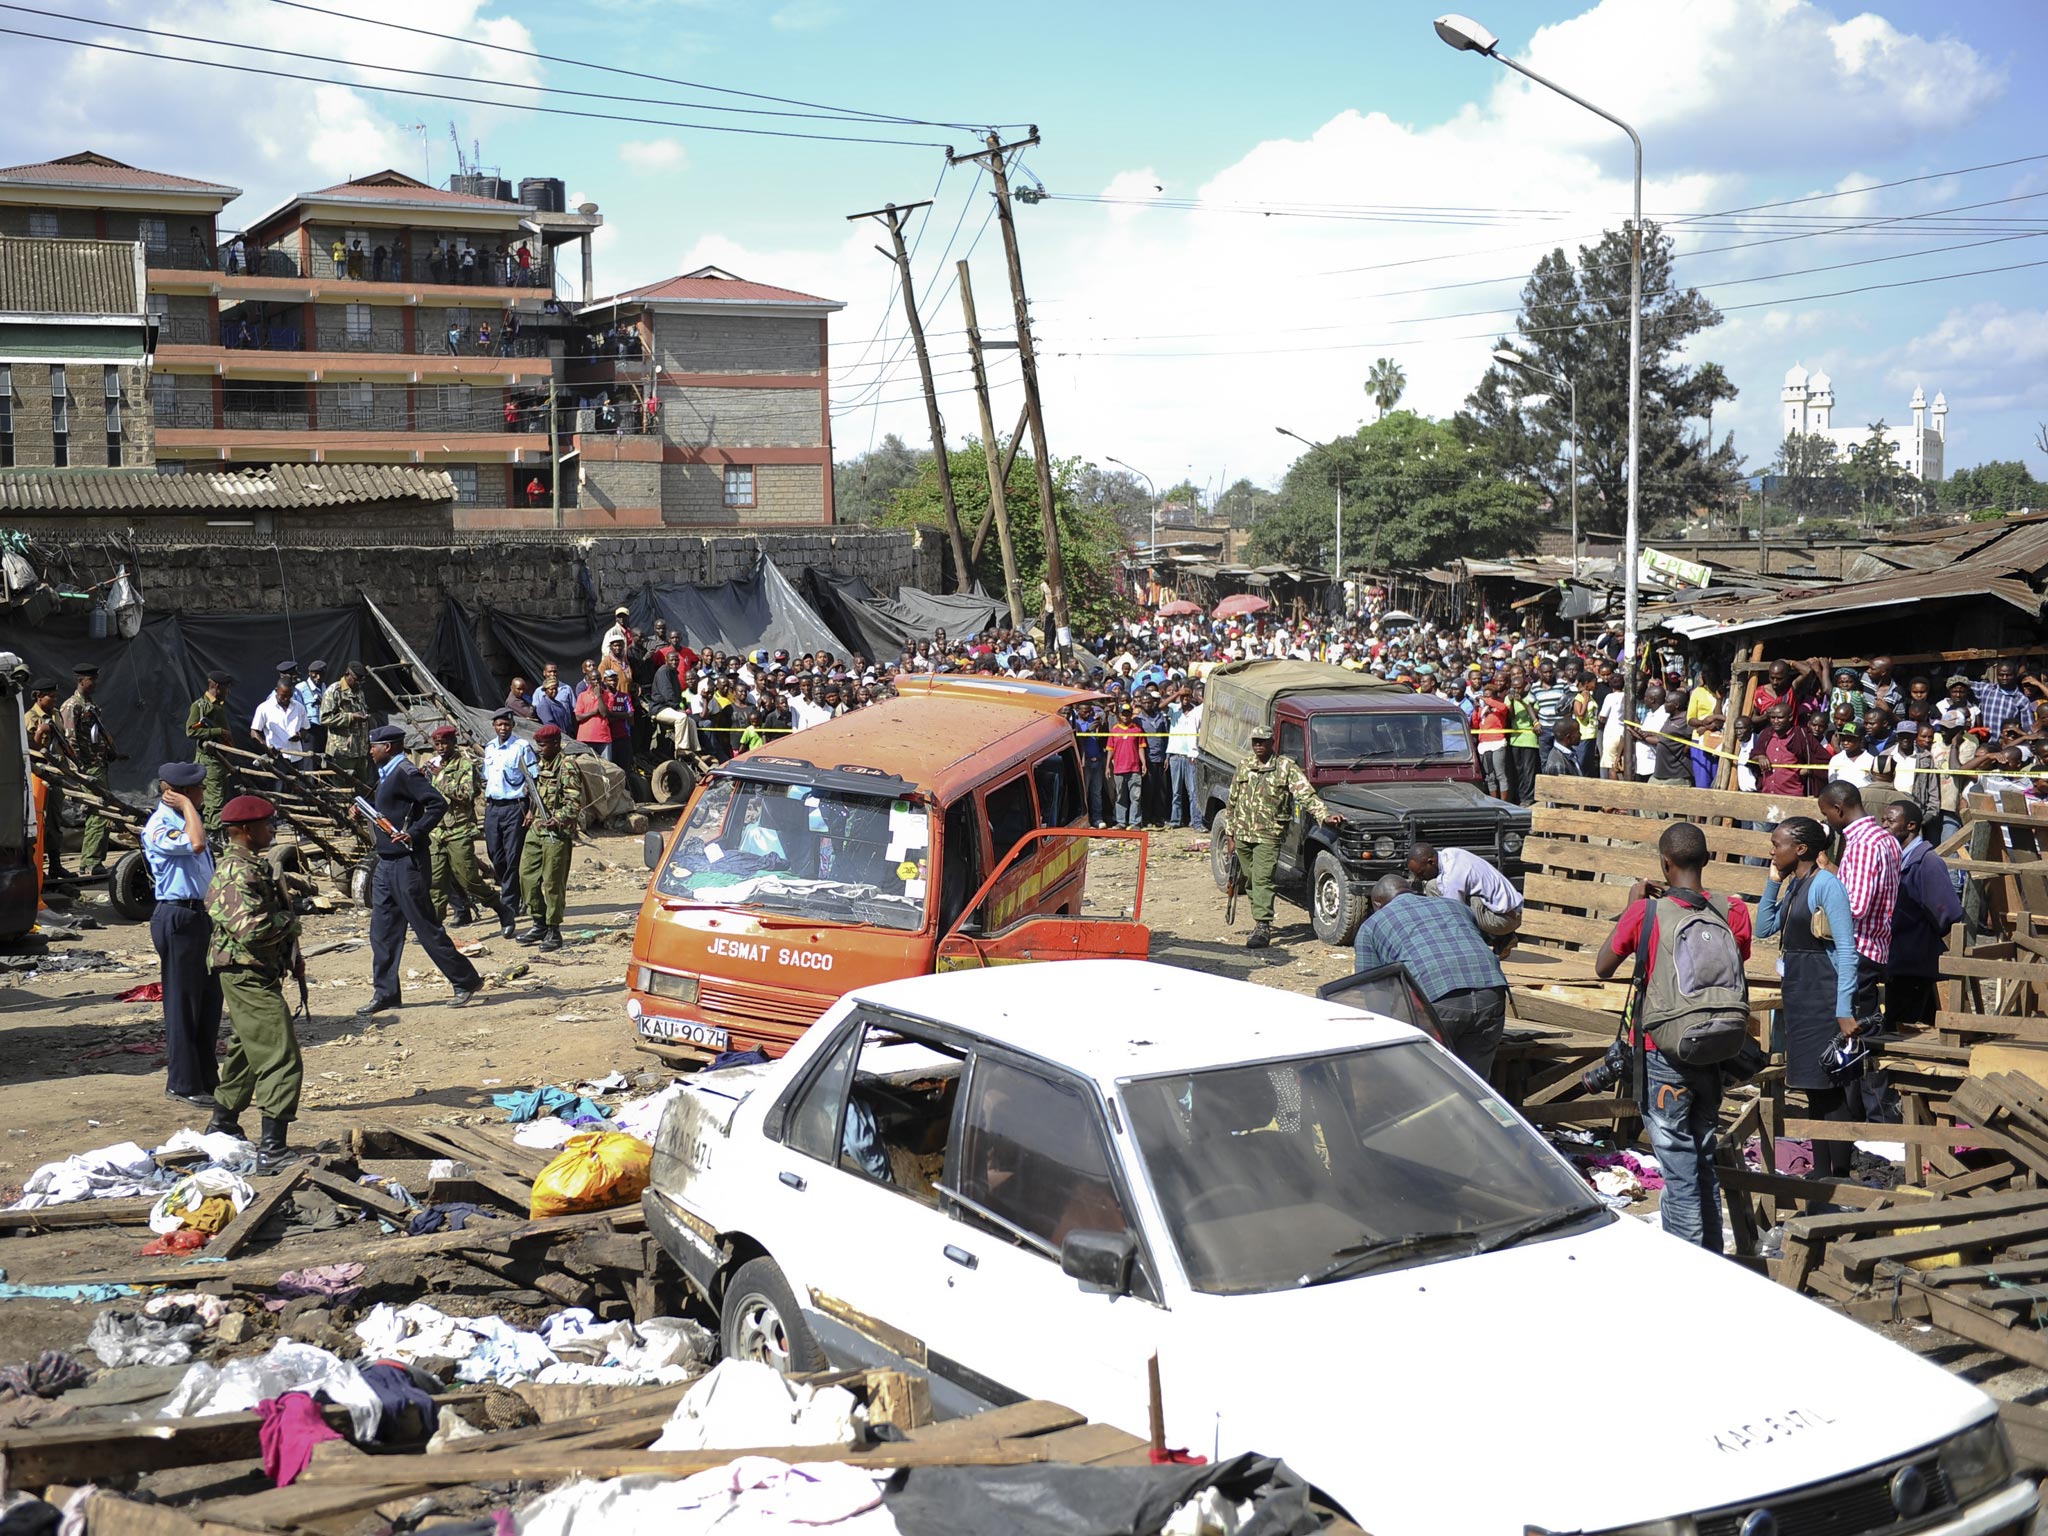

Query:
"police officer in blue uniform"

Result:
[[355, 724, 482, 1018], [143, 761, 222, 1110]]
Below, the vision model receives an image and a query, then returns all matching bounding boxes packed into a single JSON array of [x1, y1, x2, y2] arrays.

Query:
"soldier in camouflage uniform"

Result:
[[518, 724, 584, 953], [185, 669, 235, 831], [320, 662, 372, 789], [426, 724, 507, 928], [204, 794, 308, 1172], [59, 664, 116, 875], [23, 677, 68, 878], [1223, 724, 1343, 950]]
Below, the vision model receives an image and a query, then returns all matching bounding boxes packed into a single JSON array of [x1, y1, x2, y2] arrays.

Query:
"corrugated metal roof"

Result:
[[0, 151, 239, 198], [0, 464, 456, 513], [0, 236, 141, 315]]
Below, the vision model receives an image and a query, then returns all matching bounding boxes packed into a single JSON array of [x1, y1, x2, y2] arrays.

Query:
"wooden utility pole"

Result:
[[969, 399, 1031, 570], [547, 377, 560, 531], [847, 200, 970, 593], [957, 261, 1023, 627], [951, 131, 1067, 648]]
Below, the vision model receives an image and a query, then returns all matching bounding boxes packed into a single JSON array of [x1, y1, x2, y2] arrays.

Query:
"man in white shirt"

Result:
[[1165, 684, 1203, 828], [1828, 725, 1876, 788], [1407, 840, 1523, 940], [250, 663, 310, 757], [788, 686, 831, 733]]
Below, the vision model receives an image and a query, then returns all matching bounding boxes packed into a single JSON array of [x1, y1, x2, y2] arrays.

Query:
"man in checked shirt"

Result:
[[1817, 781, 1902, 1108]]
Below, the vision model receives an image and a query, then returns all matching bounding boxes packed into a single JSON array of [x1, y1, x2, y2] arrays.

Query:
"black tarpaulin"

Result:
[[0, 605, 394, 793], [477, 606, 606, 685], [804, 570, 1007, 662], [628, 553, 840, 660], [884, 1454, 1322, 1536], [426, 597, 499, 708]]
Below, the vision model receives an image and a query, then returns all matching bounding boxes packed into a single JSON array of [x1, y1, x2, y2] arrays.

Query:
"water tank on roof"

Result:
[[481, 177, 514, 202], [519, 177, 566, 214], [448, 173, 492, 199]]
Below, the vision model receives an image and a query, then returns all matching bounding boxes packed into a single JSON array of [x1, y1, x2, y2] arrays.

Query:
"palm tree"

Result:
[[1366, 357, 1406, 420]]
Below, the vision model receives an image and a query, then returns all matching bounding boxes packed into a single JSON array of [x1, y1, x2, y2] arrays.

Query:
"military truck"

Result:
[[1195, 658, 1530, 946]]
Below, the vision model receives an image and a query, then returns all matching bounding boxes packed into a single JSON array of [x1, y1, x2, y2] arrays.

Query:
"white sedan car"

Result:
[[643, 959, 2034, 1535]]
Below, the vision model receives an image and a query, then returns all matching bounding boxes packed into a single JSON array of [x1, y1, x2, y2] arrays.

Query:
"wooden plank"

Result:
[[299, 1168, 412, 1221], [1517, 1097, 1635, 1126], [404, 1122, 554, 1182], [210, 1164, 308, 1261], [1525, 871, 1635, 919], [1782, 1184, 2045, 1242], [1532, 805, 1775, 862], [1932, 1013, 2048, 1042], [1717, 1166, 1903, 1212], [1524, 835, 1773, 900], [293, 1440, 1045, 1490], [1535, 773, 1819, 825], [1832, 1210, 2048, 1275], [1919, 1284, 2048, 1373], [366, 1123, 533, 1214], [904, 1399, 1086, 1447], [3, 1404, 354, 1492], [1005, 1422, 1149, 1465], [1781, 1118, 2022, 1152], [0, 1198, 158, 1233]]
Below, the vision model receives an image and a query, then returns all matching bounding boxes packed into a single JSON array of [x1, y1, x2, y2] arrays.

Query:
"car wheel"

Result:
[[1209, 815, 1236, 893], [1309, 848, 1368, 948], [650, 759, 698, 805], [108, 849, 156, 923], [720, 1257, 826, 1376], [348, 857, 376, 907]]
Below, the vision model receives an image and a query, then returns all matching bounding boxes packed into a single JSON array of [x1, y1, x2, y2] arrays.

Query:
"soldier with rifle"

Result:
[[59, 663, 117, 877], [1222, 724, 1342, 951], [203, 795, 309, 1172], [518, 723, 583, 953], [426, 723, 510, 931], [321, 662, 372, 790], [185, 669, 234, 831]]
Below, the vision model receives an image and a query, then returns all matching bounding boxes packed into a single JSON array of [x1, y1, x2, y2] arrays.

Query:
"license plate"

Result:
[[638, 1017, 730, 1051]]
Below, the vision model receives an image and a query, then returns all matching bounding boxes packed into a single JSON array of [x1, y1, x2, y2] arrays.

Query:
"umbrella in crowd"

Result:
[[1212, 594, 1271, 619], [1157, 599, 1201, 617]]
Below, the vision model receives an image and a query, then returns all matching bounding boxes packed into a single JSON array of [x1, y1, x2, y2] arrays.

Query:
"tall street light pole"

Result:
[[1492, 347, 1578, 578], [1104, 456, 1157, 567], [1438, 13, 1642, 750], [1275, 427, 1343, 604]]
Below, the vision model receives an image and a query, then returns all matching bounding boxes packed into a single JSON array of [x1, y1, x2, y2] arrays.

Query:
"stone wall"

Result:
[[4, 361, 151, 468], [39, 525, 943, 648], [652, 313, 820, 376], [661, 462, 823, 525]]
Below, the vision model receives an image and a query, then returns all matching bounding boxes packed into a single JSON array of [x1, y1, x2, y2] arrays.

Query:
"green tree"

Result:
[[1215, 477, 1276, 529], [1456, 224, 1744, 533], [1366, 357, 1407, 420], [1248, 410, 1544, 572], [879, 440, 1128, 633], [832, 434, 927, 525], [1842, 421, 1909, 526], [1772, 431, 1845, 517], [1939, 459, 2042, 515], [1071, 461, 1152, 545]]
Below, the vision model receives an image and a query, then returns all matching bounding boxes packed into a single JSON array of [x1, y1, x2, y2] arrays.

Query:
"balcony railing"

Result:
[[154, 314, 216, 346], [207, 237, 551, 291], [155, 401, 219, 429]]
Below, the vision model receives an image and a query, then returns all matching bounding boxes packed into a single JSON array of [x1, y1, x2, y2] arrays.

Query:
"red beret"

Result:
[[534, 724, 562, 743], [431, 724, 459, 741], [220, 794, 276, 825]]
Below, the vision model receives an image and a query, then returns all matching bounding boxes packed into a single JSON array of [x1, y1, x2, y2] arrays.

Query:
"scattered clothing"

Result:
[[9, 1142, 162, 1210], [265, 1264, 365, 1312], [354, 1303, 703, 1387], [493, 1086, 612, 1125], [511, 1117, 581, 1151], [257, 1392, 342, 1487], [610, 1083, 689, 1143], [407, 1203, 487, 1236], [650, 1359, 864, 1453], [149, 1167, 255, 1235], [139, 1231, 209, 1257], [359, 1361, 440, 1444], [0, 1352, 88, 1401], [516, 1457, 891, 1536], [86, 1310, 201, 1369], [0, 1275, 136, 1303], [159, 1340, 382, 1439], [143, 1292, 228, 1328]]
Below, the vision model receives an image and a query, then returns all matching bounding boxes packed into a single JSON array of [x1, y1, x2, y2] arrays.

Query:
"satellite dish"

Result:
[[577, 202, 599, 215]]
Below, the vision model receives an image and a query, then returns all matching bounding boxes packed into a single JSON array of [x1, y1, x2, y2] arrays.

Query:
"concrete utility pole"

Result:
[[951, 130, 1067, 650], [848, 200, 971, 593], [957, 261, 1025, 628], [548, 377, 560, 531]]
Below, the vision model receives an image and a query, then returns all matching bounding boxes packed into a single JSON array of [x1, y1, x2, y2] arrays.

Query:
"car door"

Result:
[[756, 1012, 974, 1403], [928, 1049, 1165, 1429]]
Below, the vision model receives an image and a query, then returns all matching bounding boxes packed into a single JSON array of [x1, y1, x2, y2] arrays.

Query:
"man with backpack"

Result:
[[1593, 822, 1754, 1252]]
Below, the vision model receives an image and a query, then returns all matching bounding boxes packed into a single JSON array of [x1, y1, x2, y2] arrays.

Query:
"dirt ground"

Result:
[[3, 826, 2042, 1406]]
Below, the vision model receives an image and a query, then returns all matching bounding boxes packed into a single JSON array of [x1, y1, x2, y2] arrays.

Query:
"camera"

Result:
[[1582, 1039, 1633, 1095]]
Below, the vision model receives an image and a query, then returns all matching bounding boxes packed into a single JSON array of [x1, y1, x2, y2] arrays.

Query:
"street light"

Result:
[[1104, 456, 1157, 560], [1275, 427, 1344, 599], [1492, 346, 1579, 578], [1440, 13, 1643, 753]]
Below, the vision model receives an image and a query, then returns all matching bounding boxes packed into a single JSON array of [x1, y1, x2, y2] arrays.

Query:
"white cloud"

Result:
[[619, 138, 687, 174], [770, 0, 839, 31]]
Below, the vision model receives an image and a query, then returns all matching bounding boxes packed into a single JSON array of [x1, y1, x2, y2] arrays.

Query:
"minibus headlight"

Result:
[[635, 966, 699, 1006]]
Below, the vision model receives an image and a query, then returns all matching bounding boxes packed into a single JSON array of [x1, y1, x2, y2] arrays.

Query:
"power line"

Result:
[[0, 24, 964, 148], [263, 0, 1016, 131], [1051, 254, 2048, 359], [0, 3, 990, 128]]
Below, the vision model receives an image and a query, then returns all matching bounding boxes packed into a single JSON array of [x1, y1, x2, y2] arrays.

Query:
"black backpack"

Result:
[[1635, 891, 1750, 1066]]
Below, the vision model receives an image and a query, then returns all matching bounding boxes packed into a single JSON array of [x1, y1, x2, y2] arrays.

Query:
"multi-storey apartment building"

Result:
[[0, 153, 842, 531], [0, 234, 155, 468]]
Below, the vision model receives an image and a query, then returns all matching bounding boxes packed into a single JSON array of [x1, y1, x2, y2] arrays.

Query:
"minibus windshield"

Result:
[[654, 775, 931, 933]]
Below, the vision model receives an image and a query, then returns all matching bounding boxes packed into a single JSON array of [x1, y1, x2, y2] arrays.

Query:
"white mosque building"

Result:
[[1782, 365, 1947, 481]]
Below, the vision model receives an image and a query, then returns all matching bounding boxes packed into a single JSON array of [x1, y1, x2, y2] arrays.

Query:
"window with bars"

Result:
[[139, 217, 168, 250], [723, 465, 755, 509], [345, 303, 373, 344], [447, 465, 478, 503], [0, 364, 11, 468], [27, 211, 58, 238], [51, 365, 69, 463]]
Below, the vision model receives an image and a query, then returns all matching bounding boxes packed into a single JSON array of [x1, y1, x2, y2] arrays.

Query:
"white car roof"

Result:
[[844, 960, 1420, 1085]]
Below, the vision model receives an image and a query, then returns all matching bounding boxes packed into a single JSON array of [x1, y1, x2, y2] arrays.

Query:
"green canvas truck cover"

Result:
[[1198, 658, 1405, 773]]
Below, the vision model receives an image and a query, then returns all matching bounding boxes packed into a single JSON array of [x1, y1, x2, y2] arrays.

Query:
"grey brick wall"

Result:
[[658, 462, 825, 526], [653, 313, 819, 376], [583, 458, 660, 514], [661, 385, 823, 449], [0, 207, 96, 239]]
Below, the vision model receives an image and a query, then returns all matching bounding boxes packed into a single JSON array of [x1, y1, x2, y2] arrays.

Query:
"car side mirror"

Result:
[[1060, 1229, 1136, 1295], [643, 829, 665, 870]]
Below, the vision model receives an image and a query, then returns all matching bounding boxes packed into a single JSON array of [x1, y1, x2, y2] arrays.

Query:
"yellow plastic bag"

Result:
[[529, 1132, 653, 1219]]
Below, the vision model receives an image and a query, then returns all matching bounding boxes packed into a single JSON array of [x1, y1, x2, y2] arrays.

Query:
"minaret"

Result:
[[1932, 392, 1947, 439], [1911, 385, 1927, 436], [1808, 370, 1833, 432], [1782, 364, 1810, 437]]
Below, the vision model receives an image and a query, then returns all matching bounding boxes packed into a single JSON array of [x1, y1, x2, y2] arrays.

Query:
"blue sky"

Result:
[[9, 0, 2045, 493]]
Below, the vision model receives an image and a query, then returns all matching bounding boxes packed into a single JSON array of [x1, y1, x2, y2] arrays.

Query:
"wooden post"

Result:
[[957, 261, 1024, 627]]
